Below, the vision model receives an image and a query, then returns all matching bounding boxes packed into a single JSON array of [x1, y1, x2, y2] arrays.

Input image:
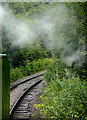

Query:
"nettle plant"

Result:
[[35, 61, 87, 119]]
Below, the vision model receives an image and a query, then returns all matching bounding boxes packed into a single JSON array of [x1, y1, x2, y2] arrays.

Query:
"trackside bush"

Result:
[[10, 67, 24, 82], [10, 58, 53, 82], [35, 61, 87, 119]]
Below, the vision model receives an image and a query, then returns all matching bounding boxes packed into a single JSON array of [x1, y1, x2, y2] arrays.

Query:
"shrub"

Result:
[[35, 61, 87, 119], [24, 58, 53, 75], [44, 60, 72, 82], [10, 67, 24, 82], [10, 58, 53, 82]]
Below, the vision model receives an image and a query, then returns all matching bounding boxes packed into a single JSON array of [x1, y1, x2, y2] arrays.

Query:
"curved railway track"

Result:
[[10, 71, 45, 119]]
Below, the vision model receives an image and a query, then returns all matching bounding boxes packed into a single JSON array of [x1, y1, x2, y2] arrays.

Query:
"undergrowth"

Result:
[[35, 60, 87, 119], [10, 58, 53, 82]]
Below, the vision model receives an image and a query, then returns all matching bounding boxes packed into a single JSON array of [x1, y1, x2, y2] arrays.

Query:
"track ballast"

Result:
[[10, 71, 45, 119]]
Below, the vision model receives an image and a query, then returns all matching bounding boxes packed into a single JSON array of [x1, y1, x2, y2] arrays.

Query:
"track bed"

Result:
[[10, 71, 45, 119]]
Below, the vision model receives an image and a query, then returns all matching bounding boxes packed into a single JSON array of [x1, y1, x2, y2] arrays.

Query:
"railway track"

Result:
[[10, 71, 45, 119]]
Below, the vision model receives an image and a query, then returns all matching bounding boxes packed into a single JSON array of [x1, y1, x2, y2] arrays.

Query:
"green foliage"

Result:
[[8, 45, 48, 68], [2, 2, 87, 118], [2, 3, 86, 71], [71, 62, 87, 81], [44, 60, 73, 82], [4, 2, 55, 17], [35, 61, 87, 119], [10, 58, 53, 82], [10, 66, 24, 82]]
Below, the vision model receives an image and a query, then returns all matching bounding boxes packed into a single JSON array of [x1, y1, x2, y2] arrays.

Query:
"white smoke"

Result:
[[1, 3, 85, 66]]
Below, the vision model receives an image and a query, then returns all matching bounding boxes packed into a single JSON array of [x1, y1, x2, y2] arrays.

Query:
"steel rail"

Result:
[[10, 71, 45, 90], [10, 79, 43, 117]]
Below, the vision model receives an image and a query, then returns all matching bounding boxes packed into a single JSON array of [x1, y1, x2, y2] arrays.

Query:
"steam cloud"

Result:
[[1, 4, 85, 66]]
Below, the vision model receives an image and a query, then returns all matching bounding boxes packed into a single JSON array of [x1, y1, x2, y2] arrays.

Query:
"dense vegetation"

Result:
[[2, 2, 55, 82], [35, 60, 87, 119], [2, 2, 87, 119]]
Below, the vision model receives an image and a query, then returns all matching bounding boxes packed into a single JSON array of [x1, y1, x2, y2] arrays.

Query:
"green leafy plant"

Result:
[[10, 58, 53, 82], [35, 61, 87, 119]]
